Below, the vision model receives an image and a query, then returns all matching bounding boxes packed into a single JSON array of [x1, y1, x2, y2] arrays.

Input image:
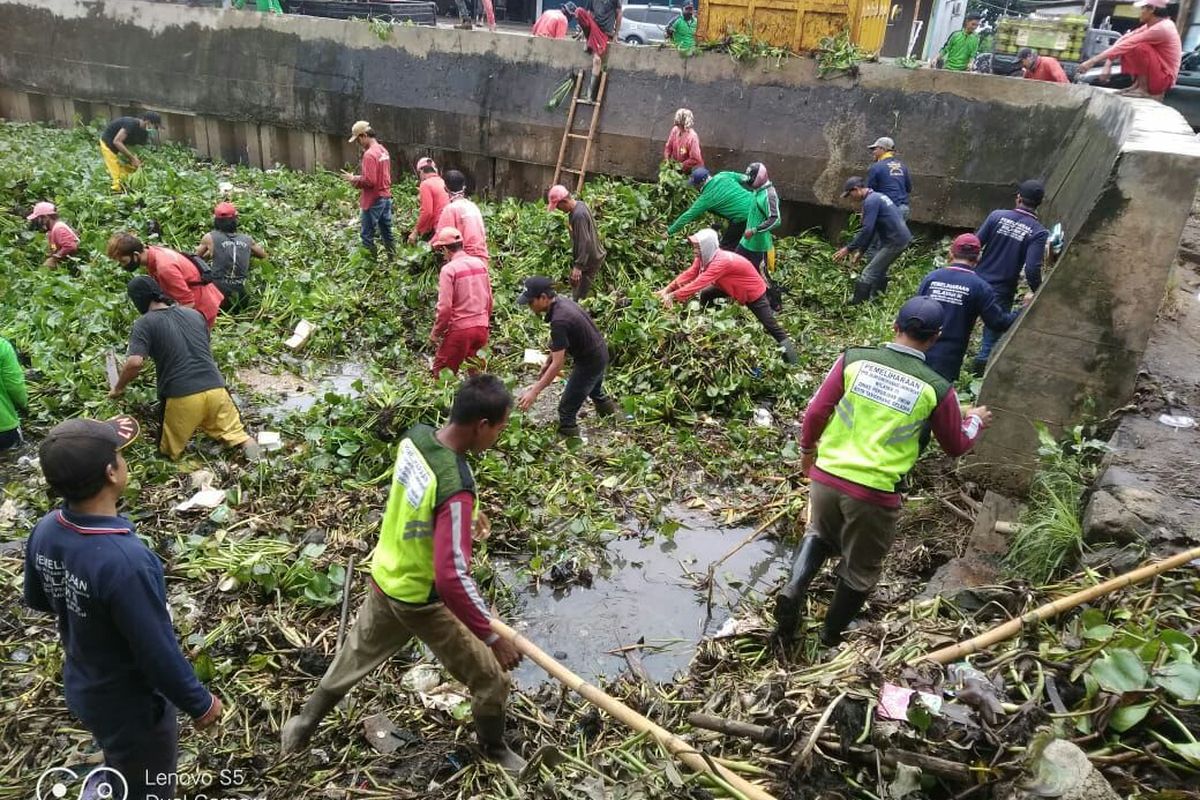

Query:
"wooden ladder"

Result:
[[552, 70, 608, 193]]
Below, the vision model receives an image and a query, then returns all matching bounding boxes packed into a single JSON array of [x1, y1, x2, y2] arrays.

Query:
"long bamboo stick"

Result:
[[490, 619, 777, 800], [917, 545, 1200, 665]]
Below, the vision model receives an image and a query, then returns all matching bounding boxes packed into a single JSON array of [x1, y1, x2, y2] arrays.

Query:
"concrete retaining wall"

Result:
[[1, 0, 1198, 486]]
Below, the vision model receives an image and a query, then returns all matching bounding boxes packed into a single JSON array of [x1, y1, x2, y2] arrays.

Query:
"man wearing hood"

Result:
[[739, 162, 782, 310], [109, 276, 257, 461], [657, 229, 799, 364]]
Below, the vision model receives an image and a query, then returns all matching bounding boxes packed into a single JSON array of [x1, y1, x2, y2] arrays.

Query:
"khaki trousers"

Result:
[[808, 479, 900, 592], [318, 584, 509, 718]]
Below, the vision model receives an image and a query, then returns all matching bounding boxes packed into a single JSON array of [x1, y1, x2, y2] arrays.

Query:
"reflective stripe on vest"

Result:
[[815, 347, 950, 492]]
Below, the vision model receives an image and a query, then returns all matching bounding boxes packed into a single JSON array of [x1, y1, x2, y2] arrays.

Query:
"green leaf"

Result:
[[1083, 624, 1115, 641], [1110, 700, 1155, 732], [1160, 740, 1200, 767], [193, 651, 215, 683], [1153, 660, 1200, 702], [1089, 649, 1149, 694]]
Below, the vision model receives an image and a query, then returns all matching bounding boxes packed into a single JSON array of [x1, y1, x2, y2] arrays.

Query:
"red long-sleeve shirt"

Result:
[[416, 175, 450, 236], [431, 490, 495, 643], [531, 8, 568, 37], [663, 127, 704, 172], [1023, 55, 1069, 83], [1100, 19, 1181, 85], [668, 249, 767, 304], [433, 251, 493, 338], [352, 141, 393, 211], [800, 350, 983, 508], [146, 246, 223, 328], [48, 221, 79, 259], [437, 197, 490, 262]]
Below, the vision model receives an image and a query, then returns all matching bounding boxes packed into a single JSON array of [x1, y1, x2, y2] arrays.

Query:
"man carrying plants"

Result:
[[109, 276, 258, 462], [516, 276, 618, 438], [282, 375, 526, 774], [547, 185, 607, 301], [27, 201, 80, 268], [195, 201, 267, 309], [343, 120, 394, 258], [107, 232, 225, 329], [773, 297, 991, 651], [656, 228, 799, 365], [430, 226, 493, 376], [667, 167, 752, 251], [24, 415, 224, 800], [99, 111, 161, 192]]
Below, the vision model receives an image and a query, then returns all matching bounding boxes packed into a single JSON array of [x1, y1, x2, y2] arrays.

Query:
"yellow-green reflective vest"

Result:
[[815, 346, 951, 493], [371, 424, 475, 603]]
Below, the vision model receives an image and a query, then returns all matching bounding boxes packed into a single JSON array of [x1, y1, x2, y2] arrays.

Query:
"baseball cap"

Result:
[[1017, 179, 1045, 207], [547, 184, 570, 211], [415, 156, 438, 174], [895, 296, 945, 336], [26, 201, 57, 221], [1133, 0, 1167, 8], [347, 120, 371, 142], [214, 201, 238, 218], [841, 176, 867, 197], [127, 275, 170, 314], [1016, 47, 1036, 60], [868, 136, 895, 151], [688, 166, 711, 187], [517, 276, 556, 305], [562, 1, 577, 13], [430, 226, 464, 248], [951, 233, 982, 259], [40, 416, 140, 500]]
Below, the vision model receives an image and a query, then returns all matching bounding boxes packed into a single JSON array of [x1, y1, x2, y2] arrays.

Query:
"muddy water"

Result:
[[235, 362, 369, 419], [502, 505, 789, 686]]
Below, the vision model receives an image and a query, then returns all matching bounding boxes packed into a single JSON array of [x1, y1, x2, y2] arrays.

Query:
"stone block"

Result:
[[1081, 489, 1149, 545]]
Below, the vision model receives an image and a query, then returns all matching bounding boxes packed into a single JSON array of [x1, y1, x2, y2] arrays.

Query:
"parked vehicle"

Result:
[[618, 4, 681, 45]]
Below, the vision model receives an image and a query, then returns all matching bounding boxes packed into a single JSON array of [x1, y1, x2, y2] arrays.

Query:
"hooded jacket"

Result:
[[666, 228, 768, 304]]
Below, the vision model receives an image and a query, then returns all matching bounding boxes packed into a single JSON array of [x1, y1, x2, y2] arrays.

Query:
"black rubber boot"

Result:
[[557, 424, 581, 439], [280, 686, 342, 754], [475, 713, 527, 774], [869, 276, 890, 299], [819, 581, 871, 647], [772, 536, 831, 645], [594, 398, 618, 417], [588, 72, 602, 100], [780, 338, 799, 365], [849, 280, 873, 305]]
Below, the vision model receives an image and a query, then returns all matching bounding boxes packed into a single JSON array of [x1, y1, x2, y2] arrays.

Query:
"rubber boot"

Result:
[[849, 280, 873, 306], [557, 423, 581, 439], [780, 338, 799, 365], [280, 687, 342, 754], [588, 71, 602, 100], [869, 276, 890, 300], [594, 398, 618, 417], [819, 581, 870, 647], [772, 536, 831, 645], [475, 713, 527, 774]]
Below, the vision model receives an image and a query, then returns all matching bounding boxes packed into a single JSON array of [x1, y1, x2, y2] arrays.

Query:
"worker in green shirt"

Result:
[[666, 4, 697, 51], [232, 0, 283, 13], [739, 162, 782, 310], [935, 13, 982, 71], [0, 336, 28, 451], [667, 167, 753, 250]]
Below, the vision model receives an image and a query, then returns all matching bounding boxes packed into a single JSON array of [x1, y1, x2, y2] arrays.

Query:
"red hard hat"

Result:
[[214, 201, 238, 218]]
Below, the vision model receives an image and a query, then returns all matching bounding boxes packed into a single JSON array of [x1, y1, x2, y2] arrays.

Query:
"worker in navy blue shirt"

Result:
[[918, 234, 1023, 382], [24, 416, 223, 800], [865, 137, 911, 219], [971, 179, 1049, 375], [834, 176, 912, 305]]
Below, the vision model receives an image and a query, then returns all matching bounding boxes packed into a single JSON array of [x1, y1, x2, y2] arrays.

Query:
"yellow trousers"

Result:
[[100, 143, 137, 191], [160, 388, 249, 460]]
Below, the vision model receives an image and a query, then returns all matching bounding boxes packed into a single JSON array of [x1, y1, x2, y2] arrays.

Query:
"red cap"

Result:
[[214, 201, 238, 218], [430, 226, 464, 248], [951, 233, 982, 259]]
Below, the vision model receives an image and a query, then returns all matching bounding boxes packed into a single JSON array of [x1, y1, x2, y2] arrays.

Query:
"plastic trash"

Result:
[[1158, 414, 1196, 430], [523, 348, 548, 367], [752, 408, 774, 428], [173, 488, 227, 512], [257, 431, 283, 450], [285, 320, 315, 350]]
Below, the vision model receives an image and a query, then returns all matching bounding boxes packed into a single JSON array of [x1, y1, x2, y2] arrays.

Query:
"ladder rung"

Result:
[[567, 133, 589, 140], [561, 168, 582, 174], [575, 98, 596, 106]]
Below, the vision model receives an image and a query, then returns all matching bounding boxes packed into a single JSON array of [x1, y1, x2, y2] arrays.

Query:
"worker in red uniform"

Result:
[[574, 0, 622, 98], [1077, 0, 1182, 99], [343, 120, 394, 257], [1017, 48, 1069, 83], [409, 158, 450, 244], [106, 233, 224, 328], [437, 170, 490, 263], [532, 2, 574, 37], [27, 202, 80, 268], [429, 227, 493, 376], [663, 108, 704, 173], [656, 228, 798, 364]]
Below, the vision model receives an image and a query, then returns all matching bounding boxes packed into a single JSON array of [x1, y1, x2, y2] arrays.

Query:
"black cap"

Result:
[[1017, 179, 1045, 207], [895, 296, 944, 336], [842, 176, 867, 197], [1016, 47, 1036, 60], [127, 275, 170, 315], [517, 276, 556, 305], [140, 111, 162, 125], [40, 416, 140, 500]]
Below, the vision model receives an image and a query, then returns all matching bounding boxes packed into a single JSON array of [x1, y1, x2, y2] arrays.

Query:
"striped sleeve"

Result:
[[432, 490, 496, 643]]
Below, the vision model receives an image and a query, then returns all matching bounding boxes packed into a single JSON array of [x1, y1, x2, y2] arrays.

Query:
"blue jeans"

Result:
[[974, 285, 1016, 369], [360, 197, 394, 255]]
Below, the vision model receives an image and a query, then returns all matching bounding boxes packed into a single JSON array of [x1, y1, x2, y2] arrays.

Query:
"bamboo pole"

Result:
[[490, 619, 777, 800], [917, 545, 1200, 665]]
